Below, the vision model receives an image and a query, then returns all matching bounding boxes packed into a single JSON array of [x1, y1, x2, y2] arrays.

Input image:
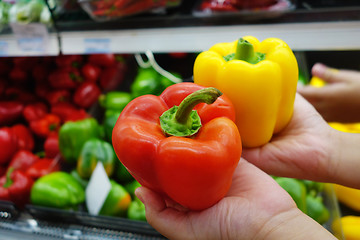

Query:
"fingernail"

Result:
[[312, 63, 328, 76]]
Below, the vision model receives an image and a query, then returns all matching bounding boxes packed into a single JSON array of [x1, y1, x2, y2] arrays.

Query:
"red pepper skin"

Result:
[[26, 158, 60, 180], [88, 54, 116, 67], [0, 166, 5, 177], [5, 87, 38, 103], [30, 114, 61, 138], [0, 101, 24, 125], [0, 169, 34, 207], [9, 67, 28, 84], [73, 82, 101, 108], [99, 66, 125, 91], [11, 124, 34, 151], [46, 90, 71, 105], [44, 134, 59, 158], [0, 127, 18, 165], [55, 55, 83, 68], [8, 150, 39, 172], [23, 102, 48, 122], [81, 63, 101, 82], [48, 68, 82, 90], [112, 82, 241, 210], [32, 64, 50, 83]]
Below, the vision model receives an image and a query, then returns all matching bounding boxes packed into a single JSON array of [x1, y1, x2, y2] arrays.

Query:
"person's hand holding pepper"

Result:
[[135, 159, 336, 240], [243, 93, 360, 189], [298, 63, 360, 123]]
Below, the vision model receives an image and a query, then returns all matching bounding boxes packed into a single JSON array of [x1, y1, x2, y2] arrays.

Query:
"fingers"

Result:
[[135, 187, 189, 240], [311, 63, 340, 83]]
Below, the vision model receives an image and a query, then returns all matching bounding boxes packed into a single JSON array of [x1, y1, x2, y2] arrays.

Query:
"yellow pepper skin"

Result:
[[340, 216, 360, 240], [193, 36, 298, 147], [334, 184, 360, 211]]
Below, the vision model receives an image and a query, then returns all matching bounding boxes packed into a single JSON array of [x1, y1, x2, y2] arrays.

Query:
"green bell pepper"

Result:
[[99, 180, 131, 217], [115, 160, 134, 184], [59, 118, 101, 164], [77, 138, 116, 179], [306, 195, 330, 225], [276, 177, 307, 213], [98, 91, 132, 111], [30, 171, 85, 210], [124, 180, 141, 199], [103, 110, 121, 142], [130, 67, 163, 98], [70, 169, 89, 188], [127, 198, 146, 222]]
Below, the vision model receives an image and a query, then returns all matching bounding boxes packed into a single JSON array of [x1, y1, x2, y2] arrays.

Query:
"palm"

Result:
[[243, 94, 333, 181], [139, 160, 296, 240]]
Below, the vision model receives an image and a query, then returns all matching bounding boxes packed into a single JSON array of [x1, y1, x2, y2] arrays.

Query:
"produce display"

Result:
[[0, 0, 52, 32], [194, 36, 298, 147], [78, 0, 182, 22]]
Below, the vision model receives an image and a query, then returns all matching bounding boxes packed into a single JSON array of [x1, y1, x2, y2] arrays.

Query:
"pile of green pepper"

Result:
[[30, 66, 181, 222], [275, 177, 330, 225]]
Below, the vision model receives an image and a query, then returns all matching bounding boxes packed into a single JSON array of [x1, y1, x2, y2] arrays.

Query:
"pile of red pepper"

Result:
[[0, 53, 128, 208]]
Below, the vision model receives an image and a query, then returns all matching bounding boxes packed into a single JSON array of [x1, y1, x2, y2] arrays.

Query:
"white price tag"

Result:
[[10, 23, 49, 53], [84, 38, 111, 53], [85, 162, 112, 215], [0, 41, 9, 56]]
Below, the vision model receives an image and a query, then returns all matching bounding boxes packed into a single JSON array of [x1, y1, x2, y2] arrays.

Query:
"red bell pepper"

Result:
[[112, 82, 242, 210], [44, 133, 59, 158], [48, 68, 83, 89], [81, 63, 101, 82], [26, 158, 61, 180], [73, 82, 101, 109], [88, 54, 117, 67], [0, 101, 24, 125], [0, 167, 34, 207], [30, 114, 61, 138], [55, 55, 83, 68], [9, 67, 28, 84], [50, 102, 89, 123], [46, 90, 71, 105], [11, 124, 34, 151], [5, 87, 38, 103], [0, 127, 18, 165], [23, 102, 48, 122], [8, 150, 39, 172]]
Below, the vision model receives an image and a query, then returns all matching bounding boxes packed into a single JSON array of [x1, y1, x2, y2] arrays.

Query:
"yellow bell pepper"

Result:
[[193, 36, 298, 147], [333, 184, 360, 211], [340, 216, 360, 240]]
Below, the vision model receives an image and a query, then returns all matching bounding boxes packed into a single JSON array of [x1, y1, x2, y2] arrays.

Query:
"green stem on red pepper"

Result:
[[3, 168, 15, 188], [160, 87, 222, 137]]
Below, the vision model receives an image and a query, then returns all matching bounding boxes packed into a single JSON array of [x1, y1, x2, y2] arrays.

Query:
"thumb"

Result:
[[311, 63, 342, 84]]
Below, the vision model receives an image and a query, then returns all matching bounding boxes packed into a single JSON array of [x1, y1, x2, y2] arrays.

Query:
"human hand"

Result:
[[135, 159, 335, 240], [243, 93, 337, 182], [297, 63, 360, 123]]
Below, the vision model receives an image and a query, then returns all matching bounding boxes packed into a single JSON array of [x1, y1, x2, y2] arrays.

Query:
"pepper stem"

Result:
[[233, 38, 265, 64], [160, 87, 222, 137], [3, 167, 14, 188]]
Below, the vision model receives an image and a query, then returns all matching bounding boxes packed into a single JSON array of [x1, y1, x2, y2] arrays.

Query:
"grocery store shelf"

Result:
[[0, 32, 60, 57], [60, 20, 360, 54]]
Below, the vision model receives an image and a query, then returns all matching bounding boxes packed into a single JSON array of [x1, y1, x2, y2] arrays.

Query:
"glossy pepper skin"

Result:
[[30, 114, 61, 138], [99, 91, 132, 112], [194, 36, 298, 147], [77, 138, 116, 178], [0, 101, 24, 125], [112, 82, 241, 210], [59, 118, 101, 164], [30, 171, 85, 210], [0, 127, 18, 165], [0, 168, 34, 207], [99, 180, 131, 217]]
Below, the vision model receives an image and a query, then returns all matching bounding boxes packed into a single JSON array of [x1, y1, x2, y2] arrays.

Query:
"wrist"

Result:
[[258, 208, 336, 240]]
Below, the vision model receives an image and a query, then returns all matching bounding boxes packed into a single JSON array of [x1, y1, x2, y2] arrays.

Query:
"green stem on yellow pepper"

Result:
[[232, 38, 265, 64], [160, 87, 222, 137]]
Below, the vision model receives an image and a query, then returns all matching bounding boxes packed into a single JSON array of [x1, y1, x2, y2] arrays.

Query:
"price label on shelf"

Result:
[[0, 41, 9, 56], [10, 23, 49, 53], [84, 38, 111, 53]]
